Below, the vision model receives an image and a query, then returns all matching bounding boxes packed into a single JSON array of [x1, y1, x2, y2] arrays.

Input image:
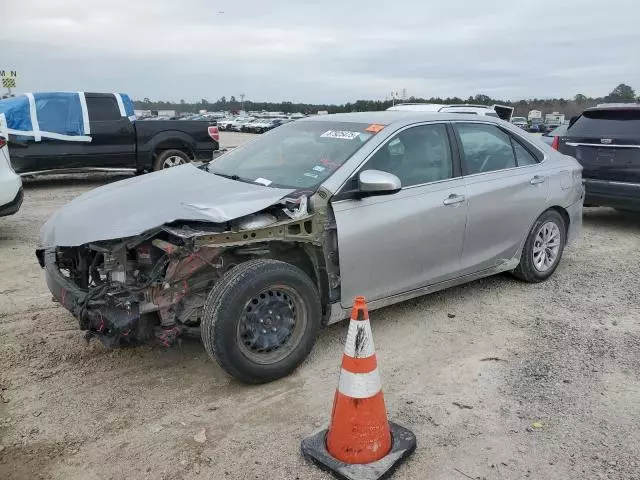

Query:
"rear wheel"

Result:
[[153, 149, 191, 171], [513, 210, 566, 283], [201, 259, 321, 384]]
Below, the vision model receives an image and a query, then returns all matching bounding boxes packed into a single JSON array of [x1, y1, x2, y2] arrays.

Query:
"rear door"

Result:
[[559, 108, 640, 183], [453, 122, 549, 274], [333, 123, 468, 305], [83, 94, 136, 168]]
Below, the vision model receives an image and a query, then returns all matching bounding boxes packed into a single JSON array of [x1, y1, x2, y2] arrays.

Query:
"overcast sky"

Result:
[[2, 0, 639, 104]]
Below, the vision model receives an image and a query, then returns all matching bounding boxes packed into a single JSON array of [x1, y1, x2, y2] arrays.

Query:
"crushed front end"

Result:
[[38, 228, 224, 347], [36, 193, 330, 349]]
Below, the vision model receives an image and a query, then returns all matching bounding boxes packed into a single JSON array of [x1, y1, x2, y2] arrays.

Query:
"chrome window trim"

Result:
[[333, 120, 457, 195], [449, 120, 550, 179], [566, 142, 640, 149]]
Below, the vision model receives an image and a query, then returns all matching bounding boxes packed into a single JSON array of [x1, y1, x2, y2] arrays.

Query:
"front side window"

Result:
[[210, 121, 375, 189], [364, 124, 453, 187], [456, 123, 516, 174]]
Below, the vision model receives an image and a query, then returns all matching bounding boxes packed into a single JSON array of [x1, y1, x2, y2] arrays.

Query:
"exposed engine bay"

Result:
[[39, 192, 341, 348]]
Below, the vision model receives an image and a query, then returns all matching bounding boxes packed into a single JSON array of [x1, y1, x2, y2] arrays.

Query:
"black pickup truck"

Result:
[[8, 93, 219, 175]]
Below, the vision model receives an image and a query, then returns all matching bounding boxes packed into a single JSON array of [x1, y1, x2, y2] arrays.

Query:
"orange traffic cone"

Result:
[[301, 296, 416, 480]]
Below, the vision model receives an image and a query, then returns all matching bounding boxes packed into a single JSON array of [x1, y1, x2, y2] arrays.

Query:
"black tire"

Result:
[[201, 259, 321, 384], [513, 210, 566, 283], [153, 149, 191, 171]]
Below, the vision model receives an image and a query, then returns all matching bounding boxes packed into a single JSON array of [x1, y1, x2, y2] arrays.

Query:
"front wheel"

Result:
[[513, 210, 566, 283], [201, 259, 322, 383]]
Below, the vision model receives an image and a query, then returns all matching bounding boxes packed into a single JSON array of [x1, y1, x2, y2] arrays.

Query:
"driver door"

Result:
[[332, 123, 469, 306]]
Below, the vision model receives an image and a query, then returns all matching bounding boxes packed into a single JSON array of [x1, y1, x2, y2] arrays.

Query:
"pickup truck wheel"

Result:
[[153, 149, 190, 171], [201, 259, 321, 384], [512, 210, 566, 283]]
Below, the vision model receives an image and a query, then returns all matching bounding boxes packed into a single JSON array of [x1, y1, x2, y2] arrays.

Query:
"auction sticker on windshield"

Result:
[[254, 177, 272, 186], [320, 130, 361, 140]]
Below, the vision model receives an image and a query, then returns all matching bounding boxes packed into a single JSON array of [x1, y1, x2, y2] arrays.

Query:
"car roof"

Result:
[[587, 103, 640, 111], [299, 110, 505, 126]]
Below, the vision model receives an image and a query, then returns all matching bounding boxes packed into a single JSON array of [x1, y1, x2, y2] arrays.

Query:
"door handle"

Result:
[[530, 175, 545, 185], [443, 194, 465, 205]]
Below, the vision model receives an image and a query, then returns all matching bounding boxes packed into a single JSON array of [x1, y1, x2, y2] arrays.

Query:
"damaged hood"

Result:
[[40, 164, 295, 247]]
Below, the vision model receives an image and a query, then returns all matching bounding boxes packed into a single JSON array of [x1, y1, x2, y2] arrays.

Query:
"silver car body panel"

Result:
[[39, 164, 294, 247], [332, 176, 468, 306], [317, 113, 583, 315], [326, 257, 521, 325]]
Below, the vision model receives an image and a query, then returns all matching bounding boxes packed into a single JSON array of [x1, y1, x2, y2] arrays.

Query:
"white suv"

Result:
[[387, 103, 514, 121], [0, 135, 23, 217]]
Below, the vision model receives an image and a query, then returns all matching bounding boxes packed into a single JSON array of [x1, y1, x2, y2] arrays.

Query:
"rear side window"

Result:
[[455, 123, 516, 174], [511, 140, 538, 166], [86, 96, 121, 122], [569, 109, 640, 138]]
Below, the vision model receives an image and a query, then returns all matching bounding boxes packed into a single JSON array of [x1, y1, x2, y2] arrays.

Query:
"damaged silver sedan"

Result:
[[37, 112, 584, 383]]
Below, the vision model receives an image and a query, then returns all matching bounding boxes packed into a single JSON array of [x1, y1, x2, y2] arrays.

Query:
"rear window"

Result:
[[569, 109, 640, 137], [87, 96, 121, 122]]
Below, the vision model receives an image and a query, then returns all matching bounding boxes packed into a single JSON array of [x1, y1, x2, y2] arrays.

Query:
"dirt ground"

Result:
[[1, 132, 639, 480]]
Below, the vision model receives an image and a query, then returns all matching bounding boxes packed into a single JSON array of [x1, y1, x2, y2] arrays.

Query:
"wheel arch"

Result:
[[146, 131, 197, 167], [226, 242, 332, 322], [547, 205, 570, 234], [514, 205, 571, 263]]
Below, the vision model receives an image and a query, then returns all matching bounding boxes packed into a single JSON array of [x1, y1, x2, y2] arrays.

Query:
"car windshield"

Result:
[[209, 120, 375, 189]]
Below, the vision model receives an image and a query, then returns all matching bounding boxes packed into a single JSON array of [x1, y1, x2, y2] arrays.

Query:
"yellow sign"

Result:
[[0, 70, 18, 89]]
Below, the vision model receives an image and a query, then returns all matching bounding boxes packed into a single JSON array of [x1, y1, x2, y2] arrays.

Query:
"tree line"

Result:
[[134, 83, 638, 117]]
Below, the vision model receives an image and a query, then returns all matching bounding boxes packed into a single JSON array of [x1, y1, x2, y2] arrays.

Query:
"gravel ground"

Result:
[[1, 132, 639, 479]]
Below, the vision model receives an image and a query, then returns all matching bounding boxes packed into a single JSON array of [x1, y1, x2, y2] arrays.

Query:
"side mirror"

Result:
[[358, 169, 401, 195]]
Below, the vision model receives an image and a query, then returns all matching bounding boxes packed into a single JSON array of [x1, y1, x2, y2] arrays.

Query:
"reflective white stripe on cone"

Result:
[[337, 368, 382, 399]]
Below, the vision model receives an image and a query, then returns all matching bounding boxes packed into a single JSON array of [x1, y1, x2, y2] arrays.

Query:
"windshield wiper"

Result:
[[211, 171, 264, 186], [213, 172, 241, 181]]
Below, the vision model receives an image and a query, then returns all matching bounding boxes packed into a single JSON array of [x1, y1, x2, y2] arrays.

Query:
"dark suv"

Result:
[[559, 104, 640, 210]]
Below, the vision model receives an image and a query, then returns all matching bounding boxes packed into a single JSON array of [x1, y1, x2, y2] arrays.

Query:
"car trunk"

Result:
[[559, 108, 640, 182]]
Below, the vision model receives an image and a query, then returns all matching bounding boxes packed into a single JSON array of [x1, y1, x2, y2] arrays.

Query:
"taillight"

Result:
[[208, 126, 220, 142], [0, 136, 6, 148], [551, 136, 559, 150]]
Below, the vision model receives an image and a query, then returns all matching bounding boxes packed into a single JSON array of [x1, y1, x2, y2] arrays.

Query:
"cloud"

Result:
[[2, 0, 639, 103]]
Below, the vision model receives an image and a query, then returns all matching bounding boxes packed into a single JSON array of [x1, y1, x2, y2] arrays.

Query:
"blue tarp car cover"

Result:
[[0, 92, 136, 142], [115, 93, 136, 120]]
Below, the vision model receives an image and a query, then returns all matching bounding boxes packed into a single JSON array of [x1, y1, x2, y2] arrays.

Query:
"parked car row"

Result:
[[216, 116, 295, 133], [241, 118, 293, 133]]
